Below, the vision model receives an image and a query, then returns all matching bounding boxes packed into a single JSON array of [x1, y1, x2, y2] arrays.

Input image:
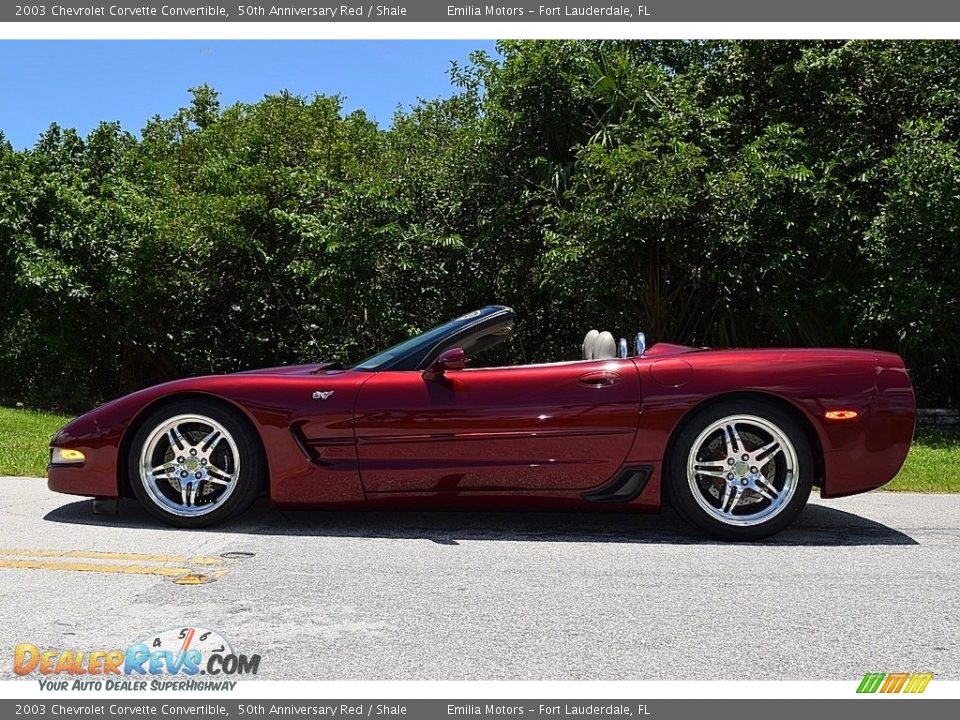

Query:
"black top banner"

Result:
[[6, 0, 960, 22]]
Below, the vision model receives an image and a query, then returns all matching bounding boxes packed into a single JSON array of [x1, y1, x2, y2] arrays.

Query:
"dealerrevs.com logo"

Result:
[[14, 626, 260, 691], [857, 672, 933, 694]]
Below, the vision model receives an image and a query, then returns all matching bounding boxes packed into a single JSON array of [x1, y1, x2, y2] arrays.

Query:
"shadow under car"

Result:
[[42, 498, 918, 547]]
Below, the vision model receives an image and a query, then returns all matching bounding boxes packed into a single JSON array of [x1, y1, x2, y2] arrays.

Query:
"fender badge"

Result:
[[312, 390, 335, 400]]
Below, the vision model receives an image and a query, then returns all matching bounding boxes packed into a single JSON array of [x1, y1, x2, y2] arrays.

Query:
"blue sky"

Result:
[[0, 40, 498, 149]]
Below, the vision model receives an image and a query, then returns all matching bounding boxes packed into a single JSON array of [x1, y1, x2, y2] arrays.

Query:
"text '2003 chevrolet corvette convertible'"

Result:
[[48, 305, 916, 540]]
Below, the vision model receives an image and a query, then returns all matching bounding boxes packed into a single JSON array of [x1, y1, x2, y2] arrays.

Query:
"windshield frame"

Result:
[[350, 306, 515, 372]]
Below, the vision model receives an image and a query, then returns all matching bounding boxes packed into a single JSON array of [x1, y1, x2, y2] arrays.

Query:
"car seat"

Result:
[[582, 330, 617, 360]]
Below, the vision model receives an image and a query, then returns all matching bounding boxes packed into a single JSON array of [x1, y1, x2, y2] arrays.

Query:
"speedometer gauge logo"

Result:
[[139, 626, 234, 663]]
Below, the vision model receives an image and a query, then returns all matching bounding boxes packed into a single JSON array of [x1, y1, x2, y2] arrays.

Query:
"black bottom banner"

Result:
[[3, 700, 957, 720]]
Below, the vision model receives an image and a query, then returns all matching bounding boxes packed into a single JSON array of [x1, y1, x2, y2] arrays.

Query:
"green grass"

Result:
[[887, 426, 960, 493], [0, 406, 73, 477], [0, 406, 958, 491]]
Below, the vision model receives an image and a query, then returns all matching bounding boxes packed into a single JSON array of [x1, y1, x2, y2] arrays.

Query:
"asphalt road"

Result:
[[1, 476, 957, 681]]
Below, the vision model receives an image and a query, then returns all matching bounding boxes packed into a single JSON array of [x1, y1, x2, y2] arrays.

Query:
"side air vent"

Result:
[[581, 465, 652, 503]]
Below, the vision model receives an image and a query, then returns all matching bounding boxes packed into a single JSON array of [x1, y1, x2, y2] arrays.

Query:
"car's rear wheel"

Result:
[[127, 399, 264, 527], [666, 399, 813, 541]]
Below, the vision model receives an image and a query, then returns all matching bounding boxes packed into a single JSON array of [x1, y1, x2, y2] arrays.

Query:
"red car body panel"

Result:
[[48, 342, 916, 512], [353, 359, 640, 493]]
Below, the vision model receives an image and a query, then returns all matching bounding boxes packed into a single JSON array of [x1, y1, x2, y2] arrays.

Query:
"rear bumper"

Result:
[[821, 353, 916, 498]]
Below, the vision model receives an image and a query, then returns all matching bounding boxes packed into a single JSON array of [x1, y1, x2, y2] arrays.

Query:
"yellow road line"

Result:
[[175, 569, 231, 585], [0, 558, 196, 577], [0, 548, 225, 566], [0, 548, 232, 583]]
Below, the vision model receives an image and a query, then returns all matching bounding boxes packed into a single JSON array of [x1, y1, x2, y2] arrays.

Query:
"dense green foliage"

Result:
[[1, 40, 958, 410]]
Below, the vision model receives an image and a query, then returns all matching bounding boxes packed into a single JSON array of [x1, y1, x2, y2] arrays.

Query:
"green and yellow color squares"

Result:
[[857, 672, 933, 694]]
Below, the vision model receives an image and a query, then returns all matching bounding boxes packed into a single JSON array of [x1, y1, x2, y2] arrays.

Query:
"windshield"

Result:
[[350, 316, 470, 371]]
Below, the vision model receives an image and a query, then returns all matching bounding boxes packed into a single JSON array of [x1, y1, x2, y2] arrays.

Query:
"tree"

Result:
[[2, 41, 958, 409]]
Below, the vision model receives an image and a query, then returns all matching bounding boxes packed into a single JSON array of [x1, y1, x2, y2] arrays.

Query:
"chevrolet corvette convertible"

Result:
[[48, 305, 916, 540]]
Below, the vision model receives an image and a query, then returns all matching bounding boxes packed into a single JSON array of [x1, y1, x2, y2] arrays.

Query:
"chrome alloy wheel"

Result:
[[138, 414, 240, 517], [685, 414, 798, 527]]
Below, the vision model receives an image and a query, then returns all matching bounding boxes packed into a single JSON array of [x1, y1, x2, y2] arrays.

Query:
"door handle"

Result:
[[578, 371, 621, 387]]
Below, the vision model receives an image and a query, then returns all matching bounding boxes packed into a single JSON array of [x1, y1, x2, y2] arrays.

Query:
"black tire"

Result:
[[127, 398, 265, 528], [666, 399, 813, 541]]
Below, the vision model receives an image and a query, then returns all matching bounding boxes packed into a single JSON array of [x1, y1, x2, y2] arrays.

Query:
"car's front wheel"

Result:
[[666, 400, 813, 541], [127, 399, 265, 527]]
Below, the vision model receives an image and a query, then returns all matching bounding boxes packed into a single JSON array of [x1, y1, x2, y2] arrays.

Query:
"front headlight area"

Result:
[[50, 447, 86, 465]]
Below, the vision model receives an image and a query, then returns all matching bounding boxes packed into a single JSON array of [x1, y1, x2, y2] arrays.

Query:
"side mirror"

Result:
[[425, 347, 467, 378]]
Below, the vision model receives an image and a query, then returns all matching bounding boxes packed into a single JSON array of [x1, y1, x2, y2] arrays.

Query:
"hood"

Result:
[[234, 361, 345, 376]]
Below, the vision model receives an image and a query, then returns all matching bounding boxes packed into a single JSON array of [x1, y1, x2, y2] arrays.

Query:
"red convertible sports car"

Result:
[[48, 305, 916, 540]]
